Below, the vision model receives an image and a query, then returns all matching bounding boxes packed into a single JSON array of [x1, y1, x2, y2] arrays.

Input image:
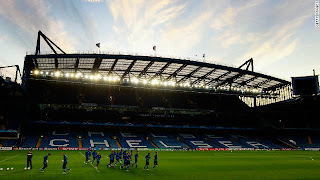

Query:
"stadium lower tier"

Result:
[[11, 131, 320, 149]]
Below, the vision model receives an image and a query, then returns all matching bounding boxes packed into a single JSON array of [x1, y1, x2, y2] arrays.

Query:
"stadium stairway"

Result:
[[116, 139, 122, 148], [35, 138, 42, 148], [148, 139, 159, 148], [78, 139, 83, 148]]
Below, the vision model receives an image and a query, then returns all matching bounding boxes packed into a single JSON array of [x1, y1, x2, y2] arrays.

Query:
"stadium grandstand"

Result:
[[0, 31, 319, 152]]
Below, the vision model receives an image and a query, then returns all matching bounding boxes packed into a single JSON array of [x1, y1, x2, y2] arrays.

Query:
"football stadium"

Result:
[[0, 29, 319, 179]]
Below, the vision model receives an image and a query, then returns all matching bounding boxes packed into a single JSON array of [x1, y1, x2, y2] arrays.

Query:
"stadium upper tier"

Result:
[[23, 53, 290, 93]]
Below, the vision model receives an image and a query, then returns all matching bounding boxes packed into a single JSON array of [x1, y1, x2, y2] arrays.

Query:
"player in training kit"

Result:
[[91, 150, 97, 164], [153, 152, 158, 169], [107, 150, 115, 168], [41, 153, 51, 172], [62, 152, 71, 174], [115, 151, 120, 165], [84, 150, 91, 164], [125, 152, 131, 171], [123, 150, 127, 161], [120, 152, 127, 170], [95, 152, 101, 168], [27, 151, 33, 169], [144, 152, 151, 171], [119, 149, 123, 162], [133, 151, 139, 168]]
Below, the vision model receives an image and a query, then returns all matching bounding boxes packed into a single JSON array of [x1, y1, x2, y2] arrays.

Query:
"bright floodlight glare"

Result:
[[112, 77, 119, 81], [75, 72, 82, 78], [54, 71, 61, 77], [163, 81, 168, 86], [142, 80, 147, 84], [70, 73, 74, 78], [108, 76, 113, 81], [103, 76, 107, 81], [65, 73, 70, 77], [34, 70, 39, 75], [94, 74, 101, 80], [132, 77, 139, 84], [89, 75, 94, 80], [84, 75, 89, 79], [151, 79, 159, 85]]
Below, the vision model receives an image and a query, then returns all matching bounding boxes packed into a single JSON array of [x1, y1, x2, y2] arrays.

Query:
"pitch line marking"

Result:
[[0, 154, 20, 163], [78, 151, 99, 173]]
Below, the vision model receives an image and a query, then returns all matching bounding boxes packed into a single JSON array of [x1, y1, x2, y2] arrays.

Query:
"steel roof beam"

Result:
[[152, 62, 171, 79], [91, 57, 103, 74], [74, 57, 79, 73], [138, 61, 154, 78], [108, 59, 118, 76], [166, 64, 187, 80], [191, 69, 217, 85], [121, 60, 137, 80], [239, 76, 258, 86], [177, 66, 202, 83]]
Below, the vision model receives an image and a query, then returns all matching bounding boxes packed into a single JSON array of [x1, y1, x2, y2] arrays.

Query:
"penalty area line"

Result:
[[0, 154, 20, 163], [78, 151, 99, 173]]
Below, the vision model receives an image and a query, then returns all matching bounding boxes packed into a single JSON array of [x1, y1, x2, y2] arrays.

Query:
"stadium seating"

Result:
[[39, 131, 78, 148], [230, 135, 270, 149], [177, 133, 220, 148], [82, 131, 119, 148], [1, 139, 17, 147], [21, 135, 38, 148], [116, 132, 155, 148], [149, 133, 189, 149]]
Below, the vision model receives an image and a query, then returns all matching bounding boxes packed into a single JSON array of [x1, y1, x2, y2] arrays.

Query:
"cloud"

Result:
[[0, 0, 76, 52], [239, 14, 309, 68]]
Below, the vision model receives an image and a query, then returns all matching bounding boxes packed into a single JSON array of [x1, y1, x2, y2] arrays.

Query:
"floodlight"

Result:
[[34, 70, 39, 75], [132, 77, 139, 84], [54, 71, 61, 77], [142, 80, 147, 84]]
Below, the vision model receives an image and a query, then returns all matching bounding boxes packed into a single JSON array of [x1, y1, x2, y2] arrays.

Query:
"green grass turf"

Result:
[[1, 150, 320, 179]]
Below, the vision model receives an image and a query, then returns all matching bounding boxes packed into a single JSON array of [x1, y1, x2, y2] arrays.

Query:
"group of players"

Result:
[[25, 148, 158, 174], [84, 148, 158, 171], [26, 150, 71, 174]]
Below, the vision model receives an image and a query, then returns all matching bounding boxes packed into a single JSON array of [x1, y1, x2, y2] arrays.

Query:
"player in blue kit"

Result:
[[41, 153, 51, 172], [95, 152, 101, 169], [125, 152, 131, 171], [107, 150, 115, 168], [144, 152, 151, 171], [115, 151, 120, 165], [120, 152, 126, 170], [84, 150, 91, 164], [123, 150, 127, 160], [62, 152, 71, 174], [132, 151, 139, 168], [91, 150, 97, 164], [153, 152, 158, 169], [119, 149, 123, 162]]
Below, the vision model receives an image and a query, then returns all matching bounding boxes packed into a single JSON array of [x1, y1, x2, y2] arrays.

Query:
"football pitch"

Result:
[[1, 150, 320, 179]]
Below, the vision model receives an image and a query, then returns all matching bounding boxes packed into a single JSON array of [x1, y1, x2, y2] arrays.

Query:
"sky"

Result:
[[0, 0, 319, 82]]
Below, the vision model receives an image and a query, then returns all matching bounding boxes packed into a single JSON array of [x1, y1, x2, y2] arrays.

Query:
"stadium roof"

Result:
[[24, 53, 290, 91], [23, 31, 291, 92]]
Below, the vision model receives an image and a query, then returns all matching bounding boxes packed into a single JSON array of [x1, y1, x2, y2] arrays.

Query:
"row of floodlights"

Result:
[[31, 70, 262, 93]]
